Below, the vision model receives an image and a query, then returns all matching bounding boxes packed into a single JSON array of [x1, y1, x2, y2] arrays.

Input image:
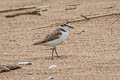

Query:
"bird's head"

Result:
[[60, 22, 74, 30]]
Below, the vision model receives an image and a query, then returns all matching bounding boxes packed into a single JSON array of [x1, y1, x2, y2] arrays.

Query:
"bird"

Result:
[[33, 22, 74, 60]]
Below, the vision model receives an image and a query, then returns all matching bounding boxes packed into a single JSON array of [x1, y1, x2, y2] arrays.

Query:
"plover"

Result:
[[33, 22, 73, 60]]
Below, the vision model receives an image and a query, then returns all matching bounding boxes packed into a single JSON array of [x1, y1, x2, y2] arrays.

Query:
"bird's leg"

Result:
[[51, 48, 55, 60], [54, 47, 59, 57]]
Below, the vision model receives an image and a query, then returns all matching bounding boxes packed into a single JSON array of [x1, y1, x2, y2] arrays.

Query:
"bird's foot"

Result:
[[56, 55, 60, 57], [51, 57, 54, 60]]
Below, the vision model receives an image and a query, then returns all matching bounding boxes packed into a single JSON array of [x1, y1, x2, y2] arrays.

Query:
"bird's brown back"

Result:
[[33, 28, 62, 45]]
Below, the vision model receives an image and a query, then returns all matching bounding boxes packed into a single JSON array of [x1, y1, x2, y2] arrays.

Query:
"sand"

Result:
[[0, 0, 120, 80]]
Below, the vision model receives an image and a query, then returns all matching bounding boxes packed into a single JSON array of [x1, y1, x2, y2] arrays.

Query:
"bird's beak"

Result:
[[70, 26, 74, 29]]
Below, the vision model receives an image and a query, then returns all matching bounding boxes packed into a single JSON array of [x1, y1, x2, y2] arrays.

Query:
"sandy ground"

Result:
[[0, 0, 120, 80]]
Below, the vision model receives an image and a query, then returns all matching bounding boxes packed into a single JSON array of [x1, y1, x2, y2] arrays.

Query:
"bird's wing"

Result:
[[33, 29, 62, 45]]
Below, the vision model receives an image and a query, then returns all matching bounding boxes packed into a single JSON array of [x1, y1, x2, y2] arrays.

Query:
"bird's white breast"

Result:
[[45, 31, 68, 46]]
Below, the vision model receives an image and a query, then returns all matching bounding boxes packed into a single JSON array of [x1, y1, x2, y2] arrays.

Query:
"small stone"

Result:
[[18, 61, 32, 65], [48, 65, 56, 69], [4, 53, 8, 55], [46, 76, 54, 80], [32, 77, 35, 80]]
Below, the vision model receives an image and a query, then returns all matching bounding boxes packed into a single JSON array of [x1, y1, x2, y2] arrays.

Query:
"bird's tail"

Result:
[[33, 41, 42, 45], [33, 43, 38, 45]]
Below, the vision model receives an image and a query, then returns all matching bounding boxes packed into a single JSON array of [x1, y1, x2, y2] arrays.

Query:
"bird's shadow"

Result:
[[44, 55, 75, 60], [27, 54, 77, 61]]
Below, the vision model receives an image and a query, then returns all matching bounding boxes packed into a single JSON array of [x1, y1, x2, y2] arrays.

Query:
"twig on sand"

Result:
[[0, 5, 37, 13], [5, 10, 41, 18], [0, 64, 21, 73], [31, 12, 120, 31], [81, 15, 90, 20], [69, 12, 120, 23], [65, 6, 77, 10], [0, 5, 49, 18], [0, 5, 49, 13], [67, 3, 80, 6]]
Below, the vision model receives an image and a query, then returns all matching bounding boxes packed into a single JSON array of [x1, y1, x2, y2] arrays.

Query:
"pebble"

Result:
[[18, 61, 32, 65], [46, 76, 54, 80], [48, 65, 56, 69], [32, 77, 35, 80], [4, 53, 8, 55]]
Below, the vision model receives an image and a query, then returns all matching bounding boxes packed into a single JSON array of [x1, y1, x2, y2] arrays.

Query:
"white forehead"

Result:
[[66, 22, 71, 26]]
